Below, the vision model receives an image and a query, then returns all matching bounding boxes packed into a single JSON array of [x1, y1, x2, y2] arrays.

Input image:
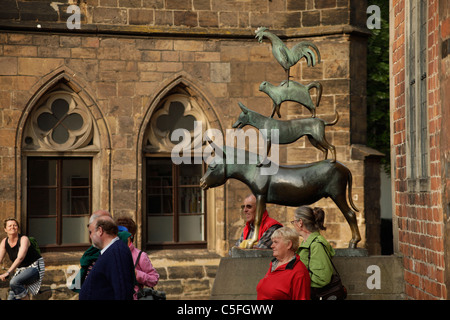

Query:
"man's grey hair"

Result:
[[88, 210, 111, 224]]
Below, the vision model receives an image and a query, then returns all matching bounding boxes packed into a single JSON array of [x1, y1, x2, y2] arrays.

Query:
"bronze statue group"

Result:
[[201, 27, 358, 300]]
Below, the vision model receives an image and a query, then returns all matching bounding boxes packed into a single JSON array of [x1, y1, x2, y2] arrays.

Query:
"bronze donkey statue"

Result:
[[199, 141, 361, 249]]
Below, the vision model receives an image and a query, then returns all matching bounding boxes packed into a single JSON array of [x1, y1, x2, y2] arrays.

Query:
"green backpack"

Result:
[[28, 236, 41, 255]]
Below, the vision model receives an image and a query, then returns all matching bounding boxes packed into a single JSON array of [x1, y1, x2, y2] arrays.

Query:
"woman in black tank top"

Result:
[[0, 218, 45, 300]]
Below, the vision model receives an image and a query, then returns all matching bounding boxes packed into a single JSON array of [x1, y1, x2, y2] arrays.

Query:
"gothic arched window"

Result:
[[144, 93, 208, 249], [22, 84, 98, 250]]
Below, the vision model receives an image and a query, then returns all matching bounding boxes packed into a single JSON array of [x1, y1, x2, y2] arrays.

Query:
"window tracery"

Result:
[[144, 94, 208, 153], [23, 86, 95, 152]]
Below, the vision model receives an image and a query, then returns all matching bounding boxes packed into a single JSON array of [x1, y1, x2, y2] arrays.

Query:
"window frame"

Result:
[[406, 0, 429, 191], [26, 156, 92, 252], [144, 154, 207, 250]]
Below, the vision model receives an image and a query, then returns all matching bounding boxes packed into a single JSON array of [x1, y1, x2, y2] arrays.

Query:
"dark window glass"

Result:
[[27, 157, 92, 248], [146, 157, 205, 248]]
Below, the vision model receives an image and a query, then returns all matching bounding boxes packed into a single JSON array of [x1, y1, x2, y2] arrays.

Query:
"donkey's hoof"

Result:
[[348, 241, 358, 249]]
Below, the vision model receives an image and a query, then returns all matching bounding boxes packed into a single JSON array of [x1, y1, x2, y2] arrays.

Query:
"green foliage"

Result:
[[367, 0, 390, 175]]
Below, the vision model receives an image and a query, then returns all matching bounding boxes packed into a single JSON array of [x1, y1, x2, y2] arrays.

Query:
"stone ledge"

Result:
[[229, 247, 273, 258], [38, 248, 221, 266], [0, 21, 371, 39], [335, 248, 368, 257], [351, 144, 385, 160], [147, 249, 222, 261], [41, 251, 84, 266]]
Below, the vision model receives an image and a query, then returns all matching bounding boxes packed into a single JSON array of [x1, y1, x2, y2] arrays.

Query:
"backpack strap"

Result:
[[135, 250, 143, 269], [298, 234, 319, 276], [134, 250, 144, 289], [305, 235, 340, 277]]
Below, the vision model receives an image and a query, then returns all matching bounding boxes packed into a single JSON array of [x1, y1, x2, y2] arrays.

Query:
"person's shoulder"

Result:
[[111, 238, 133, 257], [19, 234, 30, 245], [265, 213, 283, 227], [110, 237, 128, 250], [311, 235, 334, 256], [293, 255, 309, 272]]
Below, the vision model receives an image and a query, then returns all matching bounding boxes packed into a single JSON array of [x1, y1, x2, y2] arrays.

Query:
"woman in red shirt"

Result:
[[257, 227, 310, 300]]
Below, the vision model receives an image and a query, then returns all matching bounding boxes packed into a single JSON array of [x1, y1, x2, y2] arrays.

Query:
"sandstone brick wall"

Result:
[[1, 0, 363, 30], [0, 0, 381, 299], [390, 0, 449, 299], [0, 29, 370, 248]]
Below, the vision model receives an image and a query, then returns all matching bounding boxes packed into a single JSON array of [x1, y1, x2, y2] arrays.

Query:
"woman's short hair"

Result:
[[271, 227, 299, 251], [3, 218, 19, 229], [116, 216, 137, 236]]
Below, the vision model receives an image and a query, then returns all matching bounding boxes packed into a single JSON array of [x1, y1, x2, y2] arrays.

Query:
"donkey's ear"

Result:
[[238, 102, 248, 114]]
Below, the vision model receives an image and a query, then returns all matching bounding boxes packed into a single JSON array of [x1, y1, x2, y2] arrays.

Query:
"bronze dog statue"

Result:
[[232, 102, 338, 165]]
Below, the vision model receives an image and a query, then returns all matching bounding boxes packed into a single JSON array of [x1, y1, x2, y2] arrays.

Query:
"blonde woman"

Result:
[[256, 227, 310, 300]]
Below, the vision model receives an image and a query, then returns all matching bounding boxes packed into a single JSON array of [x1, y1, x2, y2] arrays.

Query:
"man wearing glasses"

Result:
[[235, 194, 283, 249]]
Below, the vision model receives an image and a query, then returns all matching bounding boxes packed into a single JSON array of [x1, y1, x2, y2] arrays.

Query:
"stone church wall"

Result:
[[0, 0, 381, 299]]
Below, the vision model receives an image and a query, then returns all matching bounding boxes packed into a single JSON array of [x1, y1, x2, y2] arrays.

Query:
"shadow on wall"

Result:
[[380, 169, 393, 255]]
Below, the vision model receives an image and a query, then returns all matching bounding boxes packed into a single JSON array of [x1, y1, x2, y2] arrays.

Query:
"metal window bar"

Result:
[[419, 0, 428, 178], [408, 0, 417, 179]]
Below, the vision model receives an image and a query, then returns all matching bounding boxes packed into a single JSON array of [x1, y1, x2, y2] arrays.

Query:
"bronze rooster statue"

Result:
[[255, 27, 321, 84]]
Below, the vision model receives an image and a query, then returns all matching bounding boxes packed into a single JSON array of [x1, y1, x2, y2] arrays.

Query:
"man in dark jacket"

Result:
[[79, 215, 135, 300]]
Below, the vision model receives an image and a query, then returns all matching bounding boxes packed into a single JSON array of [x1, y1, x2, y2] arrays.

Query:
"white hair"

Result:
[[271, 227, 300, 251]]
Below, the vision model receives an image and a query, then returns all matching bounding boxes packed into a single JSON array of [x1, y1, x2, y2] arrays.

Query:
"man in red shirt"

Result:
[[235, 194, 283, 249]]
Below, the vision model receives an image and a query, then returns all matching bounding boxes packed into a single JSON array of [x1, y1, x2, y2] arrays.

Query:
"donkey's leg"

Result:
[[332, 194, 361, 248], [246, 195, 267, 248]]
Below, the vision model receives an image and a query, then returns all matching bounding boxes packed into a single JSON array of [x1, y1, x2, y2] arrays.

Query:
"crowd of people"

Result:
[[0, 211, 160, 300], [235, 194, 335, 300], [255, 205, 336, 300], [0, 194, 335, 300]]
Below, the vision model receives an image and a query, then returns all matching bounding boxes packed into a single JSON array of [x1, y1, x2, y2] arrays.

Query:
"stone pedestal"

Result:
[[211, 247, 404, 300], [229, 247, 273, 258], [211, 251, 272, 300], [334, 248, 368, 257]]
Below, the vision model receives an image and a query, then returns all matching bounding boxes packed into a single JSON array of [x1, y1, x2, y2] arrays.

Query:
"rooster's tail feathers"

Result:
[[292, 41, 321, 66]]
